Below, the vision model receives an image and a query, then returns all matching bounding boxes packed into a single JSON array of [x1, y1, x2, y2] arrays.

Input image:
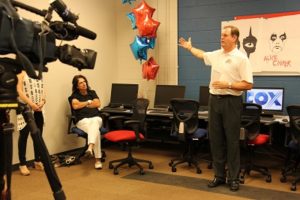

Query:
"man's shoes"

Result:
[[230, 181, 239, 192], [94, 161, 102, 169], [34, 161, 44, 171], [207, 177, 226, 188], [19, 165, 30, 176]]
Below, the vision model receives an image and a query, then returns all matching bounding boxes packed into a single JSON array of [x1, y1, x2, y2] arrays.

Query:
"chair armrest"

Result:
[[67, 114, 76, 134]]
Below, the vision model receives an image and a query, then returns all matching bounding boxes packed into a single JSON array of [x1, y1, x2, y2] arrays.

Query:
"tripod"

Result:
[[0, 104, 66, 200]]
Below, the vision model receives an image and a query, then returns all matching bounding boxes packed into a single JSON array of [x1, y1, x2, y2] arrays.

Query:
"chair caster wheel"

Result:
[[240, 176, 245, 184], [109, 163, 113, 169], [266, 175, 272, 183], [291, 184, 296, 191], [140, 169, 145, 175], [172, 167, 177, 172], [196, 169, 202, 174], [280, 176, 287, 183], [149, 164, 154, 169], [113, 169, 119, 175], [207, 163, 212, 169]]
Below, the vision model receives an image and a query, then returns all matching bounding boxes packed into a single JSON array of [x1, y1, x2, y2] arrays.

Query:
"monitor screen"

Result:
[[110, 83, 138, 108], [199, 86, 210, 110], [154, 85, 186, 109], [245, 87, 284, 114]]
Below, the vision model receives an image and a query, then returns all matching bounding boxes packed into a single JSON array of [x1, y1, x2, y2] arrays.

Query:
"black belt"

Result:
[[211, 94, 235, 99]]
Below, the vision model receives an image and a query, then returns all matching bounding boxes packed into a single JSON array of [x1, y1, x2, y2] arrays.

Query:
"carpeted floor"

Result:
[[10, 144, 300, 200]]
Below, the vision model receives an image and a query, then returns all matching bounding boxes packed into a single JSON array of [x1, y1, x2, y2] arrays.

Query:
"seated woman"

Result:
[[69, 75, 103, 169]]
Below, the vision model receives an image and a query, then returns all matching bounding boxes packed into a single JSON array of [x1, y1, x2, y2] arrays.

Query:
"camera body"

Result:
[[0, 0, 97, 106]]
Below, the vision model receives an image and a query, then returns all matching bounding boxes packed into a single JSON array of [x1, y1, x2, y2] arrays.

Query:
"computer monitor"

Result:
[[109, 83, 138, 108], [199, 86, 210, 111], [154, 85, 186, 109], [244, 87, 284, 116]]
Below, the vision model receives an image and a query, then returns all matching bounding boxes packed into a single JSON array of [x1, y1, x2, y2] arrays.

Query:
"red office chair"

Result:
[[280, 105, 300, 191], [240, 103, 272, 183], [104, 98, 154, 175]]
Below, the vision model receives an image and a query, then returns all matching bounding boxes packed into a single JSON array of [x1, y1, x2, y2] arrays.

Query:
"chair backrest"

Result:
[[131, 98, 149, 130], [170, 98, 199, 135], [286, 105, 300, 142], [241, 103, 262, 140], [68, 96, 77, 124]]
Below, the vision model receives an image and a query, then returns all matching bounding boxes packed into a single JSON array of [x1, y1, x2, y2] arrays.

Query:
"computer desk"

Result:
[[100, 108, 289, 143]]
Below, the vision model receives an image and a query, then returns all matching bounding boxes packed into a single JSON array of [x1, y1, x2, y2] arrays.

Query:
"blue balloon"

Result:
[[127, 12, 137, 30], [122, 0, 135, 5], [130, 36, 150, 61], [141, 37, 156, 49]]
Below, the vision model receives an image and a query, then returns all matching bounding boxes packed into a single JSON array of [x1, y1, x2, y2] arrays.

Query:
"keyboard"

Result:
[[260, 116, 274, 122], [148, 110, 170, 114]]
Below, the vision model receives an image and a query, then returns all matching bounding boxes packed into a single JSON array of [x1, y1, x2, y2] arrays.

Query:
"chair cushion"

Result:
[[71, 127, 87, 137], [192, 128, 208, 138], [104, 130, 144, 142], [248, 134, 269, 145], [288, 140, 299, 150]]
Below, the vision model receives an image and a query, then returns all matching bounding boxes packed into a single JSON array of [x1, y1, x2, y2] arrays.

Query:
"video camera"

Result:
[[0, 0, 97, 106]]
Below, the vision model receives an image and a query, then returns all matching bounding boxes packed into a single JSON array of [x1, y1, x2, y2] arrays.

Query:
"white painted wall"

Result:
[[9, 0, 177, 164]]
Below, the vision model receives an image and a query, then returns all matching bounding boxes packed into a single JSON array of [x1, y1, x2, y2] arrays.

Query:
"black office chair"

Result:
[[169, 98, 208, 174], [67, 96, 107, 164], [280, 105, 300, 191], [240, 103, 272, 183], [104, 98, 154, 175]]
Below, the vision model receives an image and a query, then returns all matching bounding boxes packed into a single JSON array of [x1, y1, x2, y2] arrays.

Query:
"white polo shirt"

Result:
[[203, 48, 253, 96]]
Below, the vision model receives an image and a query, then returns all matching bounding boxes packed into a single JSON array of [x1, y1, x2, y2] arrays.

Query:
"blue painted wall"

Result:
[[178, 0, 300, 113]]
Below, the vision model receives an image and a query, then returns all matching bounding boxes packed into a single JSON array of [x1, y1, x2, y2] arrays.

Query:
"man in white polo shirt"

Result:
[[179, 25, 253, 191]]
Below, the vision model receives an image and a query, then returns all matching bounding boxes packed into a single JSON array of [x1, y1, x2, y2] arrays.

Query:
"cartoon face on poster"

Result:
[[222, 14, 300, 74], [260, 15, 300, 73]]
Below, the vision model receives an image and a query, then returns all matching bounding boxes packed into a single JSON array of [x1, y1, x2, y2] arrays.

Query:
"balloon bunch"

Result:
[[122, 0, 136, 5], [123, 0, 160, 80]]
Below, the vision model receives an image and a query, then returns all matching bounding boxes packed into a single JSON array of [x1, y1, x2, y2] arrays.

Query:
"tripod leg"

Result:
[[22, 106, 66, 200], [0, 122, 13, 200]]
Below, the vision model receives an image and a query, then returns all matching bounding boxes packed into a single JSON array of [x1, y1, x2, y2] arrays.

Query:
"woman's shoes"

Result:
[[34, 161, 44, 171], [19, 165, 30, 176], [85, 149, 94, 158], [94, 161, 102, 169]]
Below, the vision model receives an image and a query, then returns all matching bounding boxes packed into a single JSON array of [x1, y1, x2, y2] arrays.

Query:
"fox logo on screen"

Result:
[[246, 89, 283, 111]]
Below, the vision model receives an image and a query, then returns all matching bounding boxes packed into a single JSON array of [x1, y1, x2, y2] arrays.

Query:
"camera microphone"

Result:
[[49, 0, 78, 23], [50, 21, 97, 40]]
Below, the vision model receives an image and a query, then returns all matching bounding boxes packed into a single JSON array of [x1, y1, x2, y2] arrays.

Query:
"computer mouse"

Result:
[[282, 118, 288, 122]]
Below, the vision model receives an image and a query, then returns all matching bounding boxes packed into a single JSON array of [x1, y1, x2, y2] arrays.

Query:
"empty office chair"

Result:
[[169, 98, 208, 174], [67, 96, 107, 164], [104, 98, 154, 175], [280, 105, 300, 191], [240, 103, 272, 183]]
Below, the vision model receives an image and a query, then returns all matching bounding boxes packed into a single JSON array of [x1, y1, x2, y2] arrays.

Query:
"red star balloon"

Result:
[[132, 0, 155, 22], [142, 57, 159, 80], [137, 14, 160, 38]]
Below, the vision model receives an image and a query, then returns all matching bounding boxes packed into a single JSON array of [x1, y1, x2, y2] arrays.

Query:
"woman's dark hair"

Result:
[[72, 74, 90, 92]]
